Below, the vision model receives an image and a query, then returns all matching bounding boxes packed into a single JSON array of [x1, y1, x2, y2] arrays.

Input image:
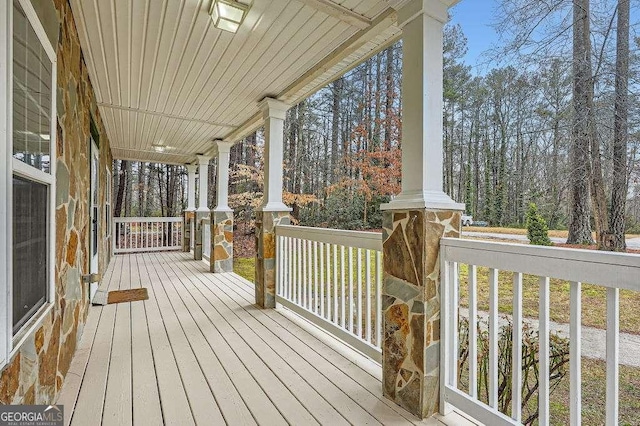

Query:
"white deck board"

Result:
[[58, 251, 457, 426], [130, 254, 163, 426]]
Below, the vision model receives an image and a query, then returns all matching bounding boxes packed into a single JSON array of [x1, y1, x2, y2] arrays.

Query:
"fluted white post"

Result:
[[196, 155, 211, 212], [186, 164, 197, 211], [214, 141, 233, 212], [257, 98, 290, 212], [382, 0, 461, 211]]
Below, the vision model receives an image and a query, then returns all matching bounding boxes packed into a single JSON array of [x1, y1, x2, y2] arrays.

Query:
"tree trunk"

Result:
[[114, 160, 127, 217], [567, 0, 594, 244], [331, 79, 342, 183], [610, 0, 629, 251]]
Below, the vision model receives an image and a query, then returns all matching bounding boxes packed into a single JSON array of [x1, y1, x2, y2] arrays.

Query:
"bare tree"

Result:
[[568, 0, 595, 244], [610, 0, 630, 250]]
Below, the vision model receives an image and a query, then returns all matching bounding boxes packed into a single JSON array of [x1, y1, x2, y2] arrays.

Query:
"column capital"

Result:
[[381, 191, 465, 211], [214, 140, 234, 154], [196, 155, 212, 165], [185, 164, 198, 174], [258, 97, 289, 120], [395, 0, 449, 27]]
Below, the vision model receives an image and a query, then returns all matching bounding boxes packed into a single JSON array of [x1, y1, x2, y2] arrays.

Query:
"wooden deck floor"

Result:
[[56, 251, 474, 426]]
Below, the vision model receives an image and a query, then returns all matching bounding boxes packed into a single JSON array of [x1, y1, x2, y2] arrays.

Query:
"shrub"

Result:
[[526, 203, 552, 246], [458, 317, 569, 425]]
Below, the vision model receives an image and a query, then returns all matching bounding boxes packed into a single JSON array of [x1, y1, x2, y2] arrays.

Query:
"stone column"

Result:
[[382, 0, 464, 419], [183, 164, 197, 252], [255, 98, 291, 308], [211, 141, 234, 273], [194, 155, 211, 261]]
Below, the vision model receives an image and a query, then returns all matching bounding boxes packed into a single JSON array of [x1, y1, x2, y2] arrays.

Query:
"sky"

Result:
[[449, 0, 500, 68], [449, 0, 640, 70]]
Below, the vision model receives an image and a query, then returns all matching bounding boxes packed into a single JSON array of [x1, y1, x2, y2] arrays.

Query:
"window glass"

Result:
[[12, 176, 48, 332], [12, 0, 52, 173]]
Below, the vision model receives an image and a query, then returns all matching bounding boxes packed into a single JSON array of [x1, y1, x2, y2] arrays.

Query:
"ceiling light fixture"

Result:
[[209, 0, 251, 33], [152, 142, 166, 153]]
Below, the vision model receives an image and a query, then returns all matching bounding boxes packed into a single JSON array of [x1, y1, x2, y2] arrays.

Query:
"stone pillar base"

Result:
[[193, 211, 208, 260], [255, 210, 290, 308], [211, 210, 233, 273], [382, 208, 461, 418], [183, 211, 194, 252]]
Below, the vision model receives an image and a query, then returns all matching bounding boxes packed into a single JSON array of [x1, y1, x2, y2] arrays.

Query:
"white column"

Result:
[[196, 155, 211, 212], [214, 141, 234, 212], [257, 98, 291, 212], [382, 0, 463, 211], [186, 164, 197, 211]]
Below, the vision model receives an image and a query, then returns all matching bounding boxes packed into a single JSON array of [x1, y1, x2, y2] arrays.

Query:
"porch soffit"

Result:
[[69, 0, 402, 165]]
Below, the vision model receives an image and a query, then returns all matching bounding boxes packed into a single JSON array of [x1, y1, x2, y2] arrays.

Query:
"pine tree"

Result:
[[526, 203, 552, 246]]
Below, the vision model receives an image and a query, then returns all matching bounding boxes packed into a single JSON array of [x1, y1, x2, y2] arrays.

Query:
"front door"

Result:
[[89, 139, 99, 298]]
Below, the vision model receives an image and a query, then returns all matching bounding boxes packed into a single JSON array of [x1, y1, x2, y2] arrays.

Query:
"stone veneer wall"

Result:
[[211, 211, 234, 273], [255, 211, 290, 308], [0, 0, 113, 405], [382, 209, 461, 418]]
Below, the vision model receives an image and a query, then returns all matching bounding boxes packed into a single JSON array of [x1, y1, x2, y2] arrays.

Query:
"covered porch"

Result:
[[56, 251, 473, 426]]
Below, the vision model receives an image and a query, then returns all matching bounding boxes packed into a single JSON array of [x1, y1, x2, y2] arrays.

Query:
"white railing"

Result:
[[202, 218, 211, 261], [440, 238, 639, 426], [113, 217, 183, 254], [276, 225, 383, 362]]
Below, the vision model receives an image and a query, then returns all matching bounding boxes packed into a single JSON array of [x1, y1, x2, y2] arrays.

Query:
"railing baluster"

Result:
[[313, 241, 319, 313], [333, 244, 338, 324], [570, 281, 581, 426], [319, 242, 325, 318], [356, 248, 362, 338], [297, 238, 302, 306], [348, 246, 354, 333], [451, 261, 459, 389], [488, 268, 499, 409], [307, 240, 313, 310], [375, 251, 381, 348], [286, 237, 291, 300], [325, 243, 331, 321], [468, 265, 478, 398], [340, 245, 346, 328], [606, 287, 619, 426], [512, 272, 523, 422], [365, 249, 371, 344], [539, 276, 550, 426], [278, 236, 284, 297], [288, 237, 293, 301]]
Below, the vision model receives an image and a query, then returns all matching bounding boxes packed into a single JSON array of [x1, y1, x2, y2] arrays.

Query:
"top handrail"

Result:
[[114, 217, 182, 223], [440, 237, 640, 291], [276, 224, 382, 252]]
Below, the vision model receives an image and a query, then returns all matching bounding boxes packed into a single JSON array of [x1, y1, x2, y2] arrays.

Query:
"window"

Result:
[[12, 176, 48, 332], [0, 0, 57, 363], [12, 0, 52, 174]]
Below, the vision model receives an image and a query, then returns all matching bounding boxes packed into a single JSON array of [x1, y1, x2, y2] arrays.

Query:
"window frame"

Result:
[[1, 0, 57, 367]]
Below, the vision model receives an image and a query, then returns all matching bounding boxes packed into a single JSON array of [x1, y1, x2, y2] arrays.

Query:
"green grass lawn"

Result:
[[234, 257, 255, 282]]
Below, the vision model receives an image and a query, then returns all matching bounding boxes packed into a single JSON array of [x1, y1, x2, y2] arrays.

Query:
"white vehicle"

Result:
[[462, 214, 473, 226]]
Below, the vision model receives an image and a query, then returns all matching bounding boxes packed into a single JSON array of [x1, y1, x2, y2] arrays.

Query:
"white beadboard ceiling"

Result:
[[69, 0, 402, 165]]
